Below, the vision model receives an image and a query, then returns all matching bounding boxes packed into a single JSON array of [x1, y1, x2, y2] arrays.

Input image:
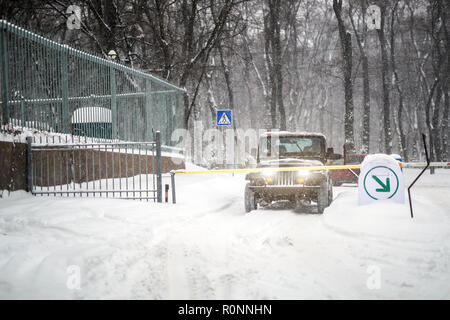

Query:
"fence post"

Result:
[[145, 79, 152, 141], [170, 170, 176, 204], [110, 66, 117, 139], [26, 136, 33, 193], [0, 21, 9, 126], [156, 130, 162, 202], [165, 184, 169, 202], [20, 98, 25, 126], [177, 92, 186, 132], [61, 45, 69, 133], [166, 94, 172, 146]]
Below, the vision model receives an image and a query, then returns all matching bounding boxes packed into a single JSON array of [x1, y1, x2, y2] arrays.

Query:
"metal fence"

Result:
[[0, 20, 185, 148], [26, 131, 164, 201]]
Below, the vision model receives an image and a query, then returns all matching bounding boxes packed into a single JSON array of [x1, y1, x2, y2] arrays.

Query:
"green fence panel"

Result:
[[0, 20, 185, 148]]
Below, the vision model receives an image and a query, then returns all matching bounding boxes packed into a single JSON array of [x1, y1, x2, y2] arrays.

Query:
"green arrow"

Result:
[[372, 175, 390, 192]]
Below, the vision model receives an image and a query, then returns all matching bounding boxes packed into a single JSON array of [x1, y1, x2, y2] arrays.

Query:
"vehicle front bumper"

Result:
[[249, 185, 321, 198]]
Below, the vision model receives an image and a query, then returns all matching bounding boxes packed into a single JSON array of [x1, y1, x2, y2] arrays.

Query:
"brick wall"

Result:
[[0, 141, 184, 190], [0, 141, 28, 191]]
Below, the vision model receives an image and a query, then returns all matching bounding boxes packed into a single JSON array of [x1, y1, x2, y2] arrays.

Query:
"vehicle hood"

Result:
[[258, 158, 324, 168]]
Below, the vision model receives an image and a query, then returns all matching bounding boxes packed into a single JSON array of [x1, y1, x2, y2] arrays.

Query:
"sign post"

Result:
[[358, 154, 404, 205]]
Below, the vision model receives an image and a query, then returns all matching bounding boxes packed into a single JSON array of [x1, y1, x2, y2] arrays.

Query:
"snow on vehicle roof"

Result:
[[260, 131, 326, 139]]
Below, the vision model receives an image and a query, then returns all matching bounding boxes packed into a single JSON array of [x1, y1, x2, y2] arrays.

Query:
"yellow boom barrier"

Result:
[[169, 164, 362, 203], [174, 164, 362, 175]]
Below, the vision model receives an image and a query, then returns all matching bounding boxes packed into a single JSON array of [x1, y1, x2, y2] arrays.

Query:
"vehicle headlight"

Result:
[[297, 169, 309, 177], [262, 170, 275, 176]]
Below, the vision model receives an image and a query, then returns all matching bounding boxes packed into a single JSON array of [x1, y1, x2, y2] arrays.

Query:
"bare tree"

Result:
[[441, 0, 450, 160], [264, 0, 286, 130], [4, 0, 448, 162], [376, 0, 392, 154], [177, 0, 236, 128], [349, 0, 371, 153], [390, 0, 407, 159], [428, 0, 447, 169], [333, 0, 355, 149]]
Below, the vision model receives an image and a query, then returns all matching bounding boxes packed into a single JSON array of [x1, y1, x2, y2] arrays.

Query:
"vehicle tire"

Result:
[[245, 183, 257, 213], [328, 181, 333, 206], [317, 181, 330, 214]]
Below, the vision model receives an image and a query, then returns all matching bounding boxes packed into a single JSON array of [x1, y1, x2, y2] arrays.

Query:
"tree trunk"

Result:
[[376, 1, 392, 154], [350, 0, 370, 153], [390, 1, 407, 160], [263, 5, 276, 129], [242, 32, 266, 130], [333, 0, 355, 150], [424, 79, 439, 173], [429, 0, 446, 169], [264, 0, 286, 131], [441, 0, 450, 160], [271, 0, 286, 130], [431, 83, 442, 161]]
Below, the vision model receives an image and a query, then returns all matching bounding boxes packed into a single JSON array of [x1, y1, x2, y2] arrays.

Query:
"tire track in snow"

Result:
[[164, 199, 241, 299]]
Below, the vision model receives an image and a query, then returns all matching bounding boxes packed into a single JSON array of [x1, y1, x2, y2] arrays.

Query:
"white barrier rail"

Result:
[[403, 162, 450, 168]]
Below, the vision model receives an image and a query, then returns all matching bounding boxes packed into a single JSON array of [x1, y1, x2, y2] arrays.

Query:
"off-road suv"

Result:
[[244, 131, 337, 214]]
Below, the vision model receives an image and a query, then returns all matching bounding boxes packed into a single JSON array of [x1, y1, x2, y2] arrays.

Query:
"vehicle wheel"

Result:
[[245, 183, 257, 213], [328, 181, 333, 205], [317, 181, 330, 214]]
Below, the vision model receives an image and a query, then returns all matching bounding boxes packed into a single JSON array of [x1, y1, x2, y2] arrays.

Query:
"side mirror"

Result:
[[326, 147, 341, 160]]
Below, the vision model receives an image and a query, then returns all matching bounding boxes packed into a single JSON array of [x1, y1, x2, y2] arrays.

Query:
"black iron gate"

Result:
[[26, 132, 163, 202]]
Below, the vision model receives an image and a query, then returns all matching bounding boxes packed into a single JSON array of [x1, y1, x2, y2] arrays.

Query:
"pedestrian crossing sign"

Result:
[[217, 110, 232, 126]]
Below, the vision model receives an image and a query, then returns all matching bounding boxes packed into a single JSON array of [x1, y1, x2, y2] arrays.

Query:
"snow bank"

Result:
[[323, 189, 449, 242], [184, 162, 208, 171], [325, 167, 450, 241], [0, 168, 449, 299]]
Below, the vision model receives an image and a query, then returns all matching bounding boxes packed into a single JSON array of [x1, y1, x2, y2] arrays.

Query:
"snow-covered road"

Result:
[[0, 167, 449, 299]]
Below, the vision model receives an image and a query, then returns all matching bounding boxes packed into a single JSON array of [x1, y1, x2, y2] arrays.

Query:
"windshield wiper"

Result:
[[284, 152, 322, 158], [282, 152, 305, 157], [293, 141, 304, 153]]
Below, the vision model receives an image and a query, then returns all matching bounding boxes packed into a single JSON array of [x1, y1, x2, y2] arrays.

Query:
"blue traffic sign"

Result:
[[217, 110, 232, 126]]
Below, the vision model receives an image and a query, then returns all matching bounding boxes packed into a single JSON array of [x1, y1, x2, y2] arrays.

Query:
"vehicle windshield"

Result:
[[259, 136, 325, 159]]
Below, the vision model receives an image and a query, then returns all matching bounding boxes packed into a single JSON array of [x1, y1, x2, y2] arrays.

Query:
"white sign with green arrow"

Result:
[[358, 154, 404, 205]]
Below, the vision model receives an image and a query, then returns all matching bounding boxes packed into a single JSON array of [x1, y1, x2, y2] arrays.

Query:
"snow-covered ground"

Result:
[[0, 167, 449, 299]]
